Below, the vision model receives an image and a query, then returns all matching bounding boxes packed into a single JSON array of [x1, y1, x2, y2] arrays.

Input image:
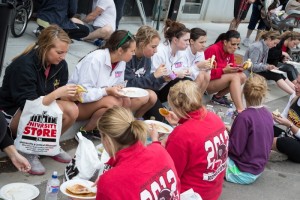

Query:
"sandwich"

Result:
[[272, 109, 281, 117], [66, 184, 96, 196], [159, 108, 170, 117], [242, 59, 252, 70]]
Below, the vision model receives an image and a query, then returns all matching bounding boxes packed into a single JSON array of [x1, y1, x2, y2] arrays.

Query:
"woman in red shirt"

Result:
[[96, 106, 180, 199], [204, 30, 246, 112]]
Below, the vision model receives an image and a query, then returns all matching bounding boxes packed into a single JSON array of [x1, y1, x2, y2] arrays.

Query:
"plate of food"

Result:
[[0, 182, 39, 200], [119, 87, 149, 98], [144, 120, 173, 134], [270, 69, 286, 74], [60, 179, 97, 200]]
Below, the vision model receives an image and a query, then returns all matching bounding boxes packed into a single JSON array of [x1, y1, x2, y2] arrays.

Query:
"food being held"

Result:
[[159, 108, 170, 117], [242, 59, 252, 70], [151, 123, 170, 133], [209, 55, 216, 69], [272, 109, 281, 117], [76, 85, 87, 93]]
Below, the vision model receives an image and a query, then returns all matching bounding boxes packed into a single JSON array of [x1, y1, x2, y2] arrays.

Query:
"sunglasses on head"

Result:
[[117, 31, 134, 48]]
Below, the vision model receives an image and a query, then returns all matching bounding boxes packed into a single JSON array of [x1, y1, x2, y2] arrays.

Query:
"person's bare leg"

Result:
[[9, 110, 22, 137], [272, 138, 278, 151], [82, 25, 113, 40], [57, 100, 79, 134], [229, 18, 238, 30], [195, 72, 210, 94], [130, 91, 156, 118], [207, 73, 244, 111], [285, 78, 295, 90], [246, 29, 254, 39], [77, 96, 123, 131], [276, 79, 294, 94]]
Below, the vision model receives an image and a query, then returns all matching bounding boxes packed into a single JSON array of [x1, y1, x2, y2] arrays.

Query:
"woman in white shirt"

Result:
[[69, 30, 154, 136], [186, 27, 211, 93], [151, 19, 191, 103]]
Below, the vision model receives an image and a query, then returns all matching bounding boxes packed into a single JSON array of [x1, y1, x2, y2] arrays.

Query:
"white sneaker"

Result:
[[242, 38, 251, 47]]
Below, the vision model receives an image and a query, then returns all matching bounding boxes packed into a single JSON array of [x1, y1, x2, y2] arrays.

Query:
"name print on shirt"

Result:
[[140, 168, 179, 200], [203, 130, 229, 181], [115, 71, 123, 78]]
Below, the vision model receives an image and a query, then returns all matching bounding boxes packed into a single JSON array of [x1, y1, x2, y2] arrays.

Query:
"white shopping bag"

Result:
[[65, 132, 101, 181], [180, 189, 202, 200], [14, 97, 62, 156]]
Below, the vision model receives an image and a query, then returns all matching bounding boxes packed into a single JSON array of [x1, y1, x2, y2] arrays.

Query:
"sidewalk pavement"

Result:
[[0, 20, 299, 200]]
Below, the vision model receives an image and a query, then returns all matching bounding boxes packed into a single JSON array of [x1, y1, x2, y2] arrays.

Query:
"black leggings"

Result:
[[274, 125, 300, 163], [257, 71, 286, 82], [278, 63, 299, 82]]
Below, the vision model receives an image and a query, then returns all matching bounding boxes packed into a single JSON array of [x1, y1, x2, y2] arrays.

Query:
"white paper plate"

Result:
[[144, 120, 173, 134], [60, 179, 96, 200], [270, 69, 286, 74], [286, 60, 300, 68], [119, 87, 149, 98], [0, 183, 39, 200]]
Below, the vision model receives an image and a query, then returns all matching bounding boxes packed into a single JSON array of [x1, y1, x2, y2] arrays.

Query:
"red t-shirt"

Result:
[[96, 141, 180, 200], [204, 41, 236, 80], [166, 108, 229, 200], [281, 45, 287, 53]]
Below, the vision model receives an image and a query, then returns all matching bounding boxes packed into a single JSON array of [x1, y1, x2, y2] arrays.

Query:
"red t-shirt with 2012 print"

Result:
[[166, 108, 229, 200], [96, 141, 180, 200]]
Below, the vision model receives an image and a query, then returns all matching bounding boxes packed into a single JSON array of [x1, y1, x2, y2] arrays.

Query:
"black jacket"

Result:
[[267, 39, 286, 66], [0, 49, 69, 116]]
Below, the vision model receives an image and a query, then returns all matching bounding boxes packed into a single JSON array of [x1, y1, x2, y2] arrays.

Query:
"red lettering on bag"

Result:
[[23, 126, 31, 134], [22, 126, 57, 138]]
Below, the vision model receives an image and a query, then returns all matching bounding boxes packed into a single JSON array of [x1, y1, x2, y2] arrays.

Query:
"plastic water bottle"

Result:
[[45, 171, 60, 200], [224, 108, 234, 125]]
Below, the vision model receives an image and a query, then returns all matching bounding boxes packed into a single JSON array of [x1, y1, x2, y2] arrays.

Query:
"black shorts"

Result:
[[234, 0, 251, 20]]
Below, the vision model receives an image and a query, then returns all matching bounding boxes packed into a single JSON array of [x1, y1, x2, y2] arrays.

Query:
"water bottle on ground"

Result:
[[45, 171, 60, 200], [224, 108, 234, 125]]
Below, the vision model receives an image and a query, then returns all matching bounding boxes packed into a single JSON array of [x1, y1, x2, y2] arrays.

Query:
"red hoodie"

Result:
[[204, 41, 237, 80]]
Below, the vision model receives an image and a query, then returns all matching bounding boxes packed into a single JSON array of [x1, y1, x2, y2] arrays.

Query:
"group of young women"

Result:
[[1, 18, 300, 199]]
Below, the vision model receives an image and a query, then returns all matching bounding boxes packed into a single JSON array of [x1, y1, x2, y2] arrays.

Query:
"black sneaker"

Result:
[[211, 95, 233, 108]]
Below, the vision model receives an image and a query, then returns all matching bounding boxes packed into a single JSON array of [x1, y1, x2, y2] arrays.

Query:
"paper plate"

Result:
[[270, 69, 286, 74], [0, 183, 39, 200], [144, 120, 173, 134], [119, 87, 149, 98], [60, 179, 96, 200]]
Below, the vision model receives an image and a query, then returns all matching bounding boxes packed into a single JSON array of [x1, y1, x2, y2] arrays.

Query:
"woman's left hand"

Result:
[[273, 115, 290, 126], [55, 84, 77, 99], [149, 124, 159, 142]]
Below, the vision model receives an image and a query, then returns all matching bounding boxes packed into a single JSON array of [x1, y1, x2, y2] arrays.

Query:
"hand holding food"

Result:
[[272, 109, 281, 117], [209, 55, 216, 69], [196, 60, 211, 70], [159, 108, 170, 117], [154, 64, 167, 78], [76, 85, 87, 103], [242, 59, 252, 70]]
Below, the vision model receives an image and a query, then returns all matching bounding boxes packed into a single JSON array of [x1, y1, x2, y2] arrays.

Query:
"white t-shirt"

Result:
[[151, 43, 188, 88], [93, 0, 116, 31], [185, 45, 209, 80]]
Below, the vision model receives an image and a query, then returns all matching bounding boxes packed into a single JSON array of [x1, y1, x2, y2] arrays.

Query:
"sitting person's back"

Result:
[[36, 0, 89, 40], [96, 107, 180, 199]]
